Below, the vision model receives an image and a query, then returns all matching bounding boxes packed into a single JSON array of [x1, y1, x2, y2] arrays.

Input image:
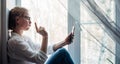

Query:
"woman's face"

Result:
[[16, 12, 31, 30]]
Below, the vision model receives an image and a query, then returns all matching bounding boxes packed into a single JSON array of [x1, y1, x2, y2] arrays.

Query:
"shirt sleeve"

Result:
[[25, 36, 55, 55], [33, 43, 55, 55], [47, 44, 55, 55], [8, 39, 48, 64]]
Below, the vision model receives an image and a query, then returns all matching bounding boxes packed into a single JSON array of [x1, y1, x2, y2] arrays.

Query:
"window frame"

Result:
[[115, 0, 120, 63], [68, 0, 81, 64], [0, 0, 2, 63], [1, 0, 19, 64], [1, 0, 8, 64]]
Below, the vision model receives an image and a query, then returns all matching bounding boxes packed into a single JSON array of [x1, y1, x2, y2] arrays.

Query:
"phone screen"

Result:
[[72, 26, 75, 34]]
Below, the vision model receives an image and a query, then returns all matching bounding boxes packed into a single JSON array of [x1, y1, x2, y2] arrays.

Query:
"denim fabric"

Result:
[[45, 48, 74, 64]]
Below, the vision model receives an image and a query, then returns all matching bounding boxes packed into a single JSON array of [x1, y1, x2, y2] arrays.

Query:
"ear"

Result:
[[15, 16, 19, 21], [15, 16, 20, 24]]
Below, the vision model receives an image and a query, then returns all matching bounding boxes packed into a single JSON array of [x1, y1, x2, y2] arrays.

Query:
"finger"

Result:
[[35, 22, 39, 32], [39, 27, 45, 31]]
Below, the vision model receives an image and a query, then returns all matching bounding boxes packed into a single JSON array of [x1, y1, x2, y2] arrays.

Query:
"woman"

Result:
[[7, 7, 74, 64]]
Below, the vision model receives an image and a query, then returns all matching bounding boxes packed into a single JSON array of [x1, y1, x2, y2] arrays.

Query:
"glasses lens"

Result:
[[23, 16, 30, 20]]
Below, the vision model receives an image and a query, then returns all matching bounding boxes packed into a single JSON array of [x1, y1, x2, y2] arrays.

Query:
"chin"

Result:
[[24, 26, 30, 31], [25, 28, 30, 31]]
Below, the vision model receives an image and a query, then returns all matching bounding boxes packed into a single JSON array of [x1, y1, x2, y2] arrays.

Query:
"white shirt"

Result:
[[7, 32, 54, 64]]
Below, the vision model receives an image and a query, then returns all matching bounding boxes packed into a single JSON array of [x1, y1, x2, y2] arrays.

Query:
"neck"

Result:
[[13, 28, 24, 36]]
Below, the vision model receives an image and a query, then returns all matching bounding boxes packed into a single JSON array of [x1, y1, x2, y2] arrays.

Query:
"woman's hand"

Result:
[[35, 22, 48, 53], [53, 32, 74, 51], [35, 22, 48, 37], [64, 32, 74, 45]]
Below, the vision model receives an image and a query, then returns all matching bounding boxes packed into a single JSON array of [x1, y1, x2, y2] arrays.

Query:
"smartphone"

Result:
[[71, 26, 75, 34]]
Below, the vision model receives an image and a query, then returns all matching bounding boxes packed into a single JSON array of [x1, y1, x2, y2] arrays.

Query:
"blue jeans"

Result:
[[45, 48, 74, 64]]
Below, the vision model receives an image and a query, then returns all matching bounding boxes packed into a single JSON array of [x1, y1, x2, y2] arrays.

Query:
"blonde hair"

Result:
[[8, 7, 28, 30]]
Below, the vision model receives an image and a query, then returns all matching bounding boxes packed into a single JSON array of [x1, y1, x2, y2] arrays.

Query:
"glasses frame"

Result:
[[22, 15, 31, 21]]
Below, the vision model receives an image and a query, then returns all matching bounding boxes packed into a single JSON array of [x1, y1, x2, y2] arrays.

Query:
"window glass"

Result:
[[7, 0, 16, 10], [21, 0, 68, 45], [80, 0, 115, 64]]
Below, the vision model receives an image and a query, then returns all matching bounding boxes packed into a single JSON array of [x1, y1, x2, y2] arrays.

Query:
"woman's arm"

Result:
[[40, 36, 48, 53], [35, 23, 48, 53], [53, 32, 74, 51]]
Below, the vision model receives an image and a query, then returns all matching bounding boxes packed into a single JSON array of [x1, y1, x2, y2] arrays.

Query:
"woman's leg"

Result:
[[45, 48, 74, 64]]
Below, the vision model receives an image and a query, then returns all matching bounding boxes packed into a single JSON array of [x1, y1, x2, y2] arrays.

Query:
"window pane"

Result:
[[80, 0, 115, 64], [7, 0, 16, 10], [21, 0, 68, 45]]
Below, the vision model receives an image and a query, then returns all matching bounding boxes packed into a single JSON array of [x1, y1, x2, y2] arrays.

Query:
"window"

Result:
[[20, 0, 116, 64], [80, 0, 115, 64], [7, 0, 16, 10], [21, 0, 68, 46]]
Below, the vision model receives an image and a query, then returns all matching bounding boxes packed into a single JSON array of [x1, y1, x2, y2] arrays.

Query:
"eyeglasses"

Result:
[[22, 16, 31, 20]]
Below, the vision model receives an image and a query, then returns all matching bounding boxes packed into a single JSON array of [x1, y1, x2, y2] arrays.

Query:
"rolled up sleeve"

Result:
[[47, 44, 55, 55]]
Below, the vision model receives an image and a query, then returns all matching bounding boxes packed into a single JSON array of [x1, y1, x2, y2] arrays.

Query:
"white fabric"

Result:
[[7, 32, 54, 64]]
